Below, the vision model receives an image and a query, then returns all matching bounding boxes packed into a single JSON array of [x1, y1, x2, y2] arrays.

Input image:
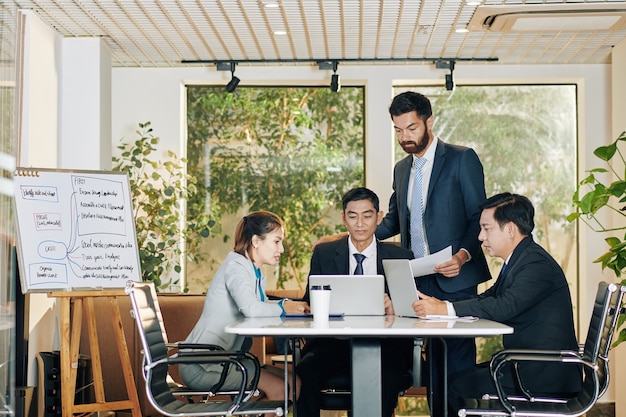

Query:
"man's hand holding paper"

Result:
[[434, 247, 469, 278], [409, 245, 456, 278]]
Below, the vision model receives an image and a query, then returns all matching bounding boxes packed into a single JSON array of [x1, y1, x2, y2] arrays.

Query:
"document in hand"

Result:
[[409, 245, 452, 277]]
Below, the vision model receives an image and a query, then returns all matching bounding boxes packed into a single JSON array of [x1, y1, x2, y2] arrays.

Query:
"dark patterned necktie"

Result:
[[353, 253, 366, 275]]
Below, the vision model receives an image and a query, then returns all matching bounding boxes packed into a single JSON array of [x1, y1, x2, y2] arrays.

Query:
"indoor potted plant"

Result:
[[568, 131, 626, 346], [113, 122, 214, 291]]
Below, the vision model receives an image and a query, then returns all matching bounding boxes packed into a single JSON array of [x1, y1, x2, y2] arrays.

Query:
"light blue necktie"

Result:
[[353, 253, 366, 275], [410, 157, 427, 258]]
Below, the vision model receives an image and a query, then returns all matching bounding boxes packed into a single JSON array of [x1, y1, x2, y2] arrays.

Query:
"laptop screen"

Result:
[[308, 274, 385, 316]]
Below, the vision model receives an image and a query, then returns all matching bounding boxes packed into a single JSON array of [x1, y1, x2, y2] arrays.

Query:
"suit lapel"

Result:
[[334, 238, 350, 274], [375, 241, 384, 274], [397, 155, 412, 213], [427, 141, 446, 203], [396, 156, 413, 231], [494, 237, 533, 295]]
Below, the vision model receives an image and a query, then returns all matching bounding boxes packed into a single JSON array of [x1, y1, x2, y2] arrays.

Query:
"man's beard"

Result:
[[400, 131, 429, 155]]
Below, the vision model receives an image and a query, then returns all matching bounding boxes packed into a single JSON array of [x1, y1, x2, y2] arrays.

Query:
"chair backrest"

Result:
[[592, 282, 625, 398], [578, 282, 625, 404], [126, 281, 178, 406], [581, 281, 614, 363]]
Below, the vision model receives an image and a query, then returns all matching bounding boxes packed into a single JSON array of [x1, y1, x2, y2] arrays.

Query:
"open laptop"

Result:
[[382, 259, 420, 318], [308, 274, 385, 316]]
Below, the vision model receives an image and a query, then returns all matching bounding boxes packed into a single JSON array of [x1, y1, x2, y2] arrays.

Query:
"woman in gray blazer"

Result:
[[180, 211, 309, 402]]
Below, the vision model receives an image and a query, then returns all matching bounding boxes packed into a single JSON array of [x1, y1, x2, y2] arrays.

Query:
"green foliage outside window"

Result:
[[395, 86, 577, 284], [186, 87, 365, 290]]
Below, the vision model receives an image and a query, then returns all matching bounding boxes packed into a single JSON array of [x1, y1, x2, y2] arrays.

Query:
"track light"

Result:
[[331, 73, 340, 93], [445, 73, 454, 91], [318, 60, 341, 92], [435, 59, 455, 91], [226, 73, 240, 93], [217, 61, 240, 93]]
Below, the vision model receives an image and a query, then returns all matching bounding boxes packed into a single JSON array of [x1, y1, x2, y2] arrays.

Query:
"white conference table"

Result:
[[225, 315, 513, 417]]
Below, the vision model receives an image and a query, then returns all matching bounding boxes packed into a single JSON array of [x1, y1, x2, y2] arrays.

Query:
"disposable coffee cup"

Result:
[[310, 284, 332, 326]]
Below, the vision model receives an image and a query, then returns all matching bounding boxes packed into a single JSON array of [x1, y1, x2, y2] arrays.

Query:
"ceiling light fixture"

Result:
[[435, 59, 455, 91], [217, 61, 240, 93], [319, 60, 341, 92]]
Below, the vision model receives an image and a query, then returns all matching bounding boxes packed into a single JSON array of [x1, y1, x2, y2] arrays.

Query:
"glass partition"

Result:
[[0, 2, 18, 415]]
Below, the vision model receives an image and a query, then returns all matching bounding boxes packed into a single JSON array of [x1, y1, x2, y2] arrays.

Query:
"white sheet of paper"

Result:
[[408, 245, 452, 277]]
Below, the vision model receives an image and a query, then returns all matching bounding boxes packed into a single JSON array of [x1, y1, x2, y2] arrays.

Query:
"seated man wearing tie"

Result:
[[412, 192, 582, 414], [296, 187, 414, 417]]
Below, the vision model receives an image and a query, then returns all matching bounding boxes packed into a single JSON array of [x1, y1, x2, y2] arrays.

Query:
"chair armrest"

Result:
[[145, 354, 251, 406], [488, 349, 597, 414], [174, 342, 225, 351], [490, 349, 589, 372], [149, 341, 262, 401], [176, 348, 262, 400]]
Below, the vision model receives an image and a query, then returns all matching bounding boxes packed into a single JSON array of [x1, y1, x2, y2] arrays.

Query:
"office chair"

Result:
[[125, 281, 286, 416], [458, 281, 625, 417], [136, 281, 262, 403]]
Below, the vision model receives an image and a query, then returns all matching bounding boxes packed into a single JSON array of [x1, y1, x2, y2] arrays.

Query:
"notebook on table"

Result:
[[307, 274, 385, 316]]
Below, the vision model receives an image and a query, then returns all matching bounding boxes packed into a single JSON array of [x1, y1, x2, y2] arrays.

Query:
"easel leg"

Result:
[[108, 296, 141, 417], [85, 297, 106, 402], [61, 297, 81, 417]]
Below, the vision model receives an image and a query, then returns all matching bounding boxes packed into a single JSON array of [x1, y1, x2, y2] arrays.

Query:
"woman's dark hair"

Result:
[[479, 192, 535, 235], [233, 211, 283, 260]]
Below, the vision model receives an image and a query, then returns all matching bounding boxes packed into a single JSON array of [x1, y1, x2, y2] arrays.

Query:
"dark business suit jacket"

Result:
[[453, 236, 582, 394], [303, 237, 414, 302], [376, 139, 490, 293], [297, 237, 414, 417]]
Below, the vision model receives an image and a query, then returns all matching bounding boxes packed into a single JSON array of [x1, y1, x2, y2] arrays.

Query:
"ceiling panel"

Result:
[[5, 0, 625, 67]]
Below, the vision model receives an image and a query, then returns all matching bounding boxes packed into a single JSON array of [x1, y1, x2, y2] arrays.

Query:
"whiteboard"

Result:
[[14, 168, 142, 293]]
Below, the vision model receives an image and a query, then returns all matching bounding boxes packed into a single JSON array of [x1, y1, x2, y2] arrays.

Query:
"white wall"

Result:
[[18, 10, 62, 387], [18, 11, 113, 386], [59, 37, 112, 169]]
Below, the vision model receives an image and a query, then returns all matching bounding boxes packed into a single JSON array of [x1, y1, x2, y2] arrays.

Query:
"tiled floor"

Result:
[[320, 403, 615, 417]]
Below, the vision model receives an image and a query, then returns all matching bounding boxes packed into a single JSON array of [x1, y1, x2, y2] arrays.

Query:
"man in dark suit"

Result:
[[412, 193, 582, 414], [376, 91, 491, 413], [296, 187, 414, 417]]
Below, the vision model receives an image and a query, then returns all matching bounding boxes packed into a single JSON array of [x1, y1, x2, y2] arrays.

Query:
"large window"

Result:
[[186, 86, 365, 294], [395, 85, 578, 313]]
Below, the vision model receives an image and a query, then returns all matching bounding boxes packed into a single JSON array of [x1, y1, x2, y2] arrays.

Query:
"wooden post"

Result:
[[49, 290, 140, 417]]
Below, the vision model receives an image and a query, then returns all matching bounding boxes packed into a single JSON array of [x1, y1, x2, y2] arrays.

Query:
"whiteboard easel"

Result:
[[13, 168, 143, 416], [13, 168, 141, 293]]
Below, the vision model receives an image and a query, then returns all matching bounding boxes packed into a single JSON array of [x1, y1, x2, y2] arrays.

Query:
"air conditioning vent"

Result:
[[468, 3, 626, 32]]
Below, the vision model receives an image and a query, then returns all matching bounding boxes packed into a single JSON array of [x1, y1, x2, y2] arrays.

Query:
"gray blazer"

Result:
[[183, 251, 283, 357]]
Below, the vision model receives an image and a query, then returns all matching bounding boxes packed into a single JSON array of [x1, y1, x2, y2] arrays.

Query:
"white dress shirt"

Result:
[[347, 237, 377, 275]]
